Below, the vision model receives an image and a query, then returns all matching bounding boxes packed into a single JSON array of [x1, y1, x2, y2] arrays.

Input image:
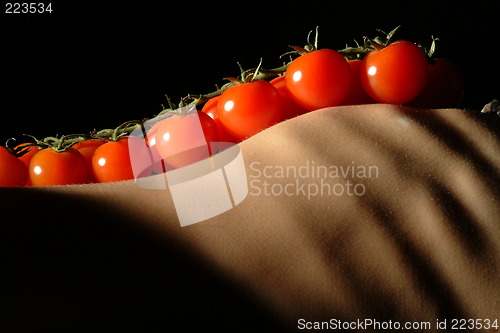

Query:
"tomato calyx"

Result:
[[296, 26, 319, 54], [175, 60, 289, 110], [337, 41, 372, 60], [417, 35, 440, 64], [338, 25, 402, 60], [8, 118, 145, 157], [4, 138, 32, 158], [370, 26, 401, 48], [284, 26, 320, 57], [9, 133, 92, 155], [91, 119, 143, 142], [224, 61, 289, 85]]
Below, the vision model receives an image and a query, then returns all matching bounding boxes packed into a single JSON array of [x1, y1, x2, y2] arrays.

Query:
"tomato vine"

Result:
[[7, 26, 417, 153], [0, 26, 469, 186]]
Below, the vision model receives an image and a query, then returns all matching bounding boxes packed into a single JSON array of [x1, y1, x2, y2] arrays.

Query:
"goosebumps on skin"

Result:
[[1, 104, 499, 332]]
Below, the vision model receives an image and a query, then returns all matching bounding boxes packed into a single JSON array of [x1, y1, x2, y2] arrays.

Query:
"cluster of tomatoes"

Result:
[[1, 137, 132, 186], [0, 27, 464, 187]]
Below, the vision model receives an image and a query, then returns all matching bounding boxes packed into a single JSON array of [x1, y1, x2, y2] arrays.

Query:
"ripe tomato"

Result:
[[201, 97, 241, 143], [0, 146, 28, 187], [126, 126, 169, 178], [92, 137, 136, 183], [270, 76, 307, 119], [144, 120, 164, 161], [29, 147, 89, 186], [218, 79, 283, 139], [73, 139, 106, 182], [340, 59, 375, 106], [15, 143, 42, 186], [285, 48, 351, 111], [151, 110, 219, 169], [73, 139, 106, 164], [360, 40, 429, 105], [407, 58, 464, 108]]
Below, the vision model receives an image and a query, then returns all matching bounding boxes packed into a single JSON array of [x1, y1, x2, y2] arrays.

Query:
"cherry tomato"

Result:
[[285, 48, 351, 111], [73, 139, 106, 182], [360, 40, 429, 105], [29, 147, 89, 186], [144, 120, 164, 162], [0, 146, 28, 187], [127, 127, 168, 178], [270, 76, 307, 119], [152, 110, 219, 169], [73, 139, 106, 164], [218, 79, 283, 139], [340, 59, 376, 106], [15, 143, 42, 186], [201, 97, 241, 143], [92, 137, 136, 183], [407, 58, 464, 108]]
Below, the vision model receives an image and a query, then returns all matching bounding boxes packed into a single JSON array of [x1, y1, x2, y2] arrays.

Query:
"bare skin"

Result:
[[1, 104, 499, 332]]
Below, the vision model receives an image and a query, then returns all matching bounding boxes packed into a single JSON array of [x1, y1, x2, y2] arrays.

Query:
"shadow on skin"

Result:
[[278, 105, 499, 323], [0, 188, 290, 332], [1, 105, 498, 332]]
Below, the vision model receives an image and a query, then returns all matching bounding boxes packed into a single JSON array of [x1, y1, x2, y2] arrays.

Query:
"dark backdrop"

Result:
[[1, 2, 499, 332], [1, 1, 499, 143]]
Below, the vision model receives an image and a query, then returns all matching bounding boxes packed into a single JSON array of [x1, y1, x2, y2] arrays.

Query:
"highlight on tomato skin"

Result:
[[285, 48, 352, 111], [142, 121, 168, 175], [217, 79, 284, 140], [152, 111, 219, 170], [92, 137, 137, 183], [15, 143, 42, 186], [73, 139, 106, 183], [360, 40, 429, 105], [201, 97, 241, 143], [0, 146, 28, 187], [29, 147, 89, 186]]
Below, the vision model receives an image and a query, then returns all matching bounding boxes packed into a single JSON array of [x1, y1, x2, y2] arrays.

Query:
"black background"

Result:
[[1, 2, 499, 332], [0, 1, 499, 143]]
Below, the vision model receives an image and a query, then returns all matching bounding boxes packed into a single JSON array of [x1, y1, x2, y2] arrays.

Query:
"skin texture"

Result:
[[1, 104, 499, 332]]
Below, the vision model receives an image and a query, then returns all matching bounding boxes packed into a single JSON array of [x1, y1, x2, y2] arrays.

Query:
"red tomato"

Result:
[[201, 97, 241, 143], [145, 120, 163, 158], [92, 137, 136, 183], [285, 48, 351, 111], [15, 143, 42, 186], [127, 128, 168, 178], [0, 146, 28, 187], [340, 59, 376, 106], [217, 79, 283, 139], [73, 139, 106, 182], [153, 111, 219, 169], [407, 58, 464, 108], [29, 147, 89, 186], [360, 40, 429, 105], [270, 76, 307, 119], [144, 121, 166, 171]]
